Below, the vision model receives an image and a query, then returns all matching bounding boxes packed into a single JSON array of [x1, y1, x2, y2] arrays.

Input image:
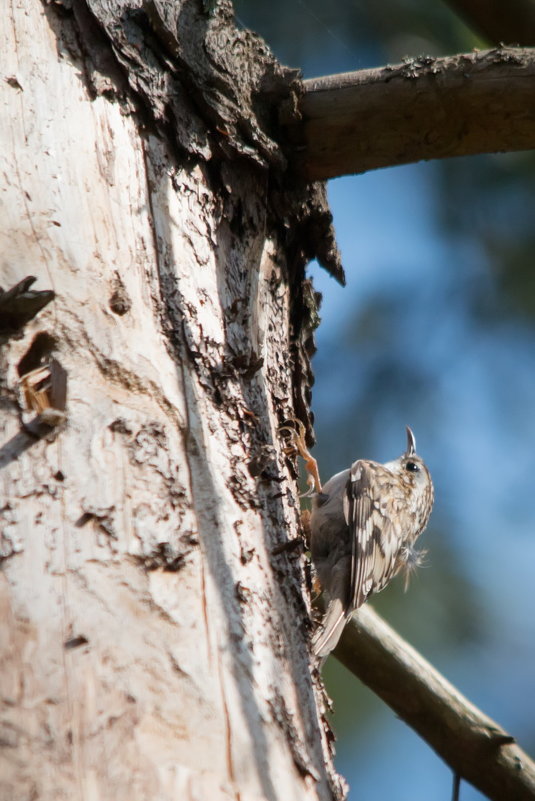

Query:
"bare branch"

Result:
[[333, 605, 535, 801], [289, 47, 535, 180]]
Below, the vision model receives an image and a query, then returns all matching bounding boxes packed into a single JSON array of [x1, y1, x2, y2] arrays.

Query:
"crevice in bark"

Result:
[[15, 334, 67, 435], [108, 273, 132, 316], [17, 331, 57, 377]]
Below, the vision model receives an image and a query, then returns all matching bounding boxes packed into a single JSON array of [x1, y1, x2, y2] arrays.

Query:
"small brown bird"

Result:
[[311, 426, 433, 656], [282, 423, 434, 657]]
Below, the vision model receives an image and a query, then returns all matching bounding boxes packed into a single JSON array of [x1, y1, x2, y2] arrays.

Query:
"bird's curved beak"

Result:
[[405, 426, 416, 456]]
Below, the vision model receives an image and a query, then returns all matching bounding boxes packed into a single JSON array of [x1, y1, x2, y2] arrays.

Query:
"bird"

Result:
[[282, 423, 434, 658]]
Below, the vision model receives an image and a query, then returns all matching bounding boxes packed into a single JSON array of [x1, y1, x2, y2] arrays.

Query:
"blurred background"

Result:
[[233, 2, 535, 799]]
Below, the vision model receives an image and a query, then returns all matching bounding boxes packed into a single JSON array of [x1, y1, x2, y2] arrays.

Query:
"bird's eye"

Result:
[[406, 461, 420, 472]]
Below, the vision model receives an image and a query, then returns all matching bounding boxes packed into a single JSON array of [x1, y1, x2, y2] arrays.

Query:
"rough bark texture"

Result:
[[291, 47, 535, 180], [0, 1, 343, 799]]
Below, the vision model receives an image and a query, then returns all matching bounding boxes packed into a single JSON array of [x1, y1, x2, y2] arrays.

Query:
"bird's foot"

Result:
[[279, 417, 322, 495]]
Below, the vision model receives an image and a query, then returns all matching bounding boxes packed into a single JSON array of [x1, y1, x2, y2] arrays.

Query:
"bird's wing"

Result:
[[344, 461, 400, 612]]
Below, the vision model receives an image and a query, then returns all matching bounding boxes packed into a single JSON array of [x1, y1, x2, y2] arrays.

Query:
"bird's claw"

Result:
[[279, 417, 322, 494]]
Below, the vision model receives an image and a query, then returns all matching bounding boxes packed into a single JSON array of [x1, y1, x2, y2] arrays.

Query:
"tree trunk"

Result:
[[0, 1, 342, 799]]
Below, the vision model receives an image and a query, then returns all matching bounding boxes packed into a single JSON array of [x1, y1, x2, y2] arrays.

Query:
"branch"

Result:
[[333, 605, 535, 801], [288, 47, 535, 180]]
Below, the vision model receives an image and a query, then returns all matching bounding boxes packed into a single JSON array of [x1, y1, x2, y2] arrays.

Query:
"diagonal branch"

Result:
[[287, 47, 535, 180], [333, 605, 535, 801]]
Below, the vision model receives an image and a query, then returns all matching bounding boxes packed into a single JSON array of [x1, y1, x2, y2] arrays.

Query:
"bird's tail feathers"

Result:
[[312, 599, 347, 658]]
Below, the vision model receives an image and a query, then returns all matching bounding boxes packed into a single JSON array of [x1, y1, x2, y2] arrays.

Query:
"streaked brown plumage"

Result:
[[309, 427, 434, 657]]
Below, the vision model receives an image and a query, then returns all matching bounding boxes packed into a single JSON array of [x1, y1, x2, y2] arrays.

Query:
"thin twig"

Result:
[[452, 772, 461, 801]]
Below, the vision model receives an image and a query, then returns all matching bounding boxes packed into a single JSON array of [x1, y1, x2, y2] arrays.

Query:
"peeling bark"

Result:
[[0, 1, 342, 798]]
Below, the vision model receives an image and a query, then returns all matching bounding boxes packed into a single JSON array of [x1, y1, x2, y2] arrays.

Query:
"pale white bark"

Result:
[[0, 2, 339, 799]]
